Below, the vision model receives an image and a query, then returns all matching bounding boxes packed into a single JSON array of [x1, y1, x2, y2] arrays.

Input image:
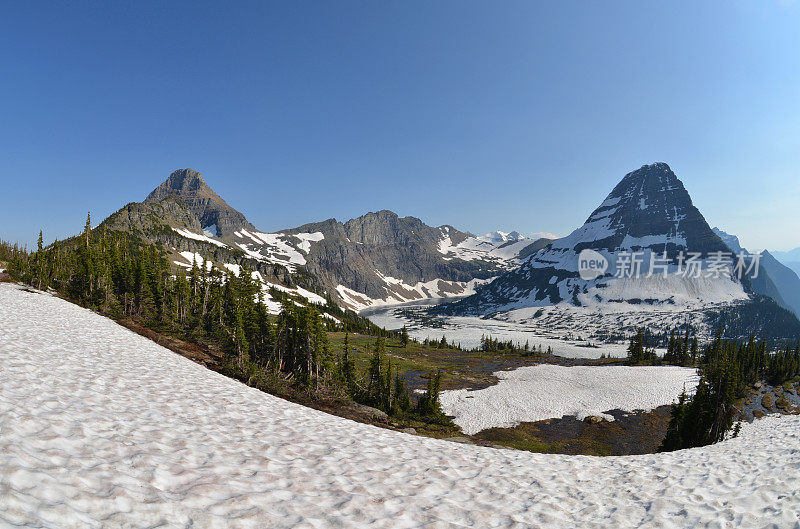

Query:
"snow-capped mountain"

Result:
[[101, 168, 552, 313], [480, 230, 526, 243], [234, 212, 550, 311], [437, 163, 800, 340]]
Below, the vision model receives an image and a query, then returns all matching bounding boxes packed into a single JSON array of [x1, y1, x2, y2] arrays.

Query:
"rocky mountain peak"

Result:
[[144, 168, 254, 237], [155, 168, 208, 194], [561, 162, 727, 257]]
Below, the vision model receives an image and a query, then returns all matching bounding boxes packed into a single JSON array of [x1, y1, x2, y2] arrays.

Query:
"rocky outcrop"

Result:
[[100, 196, 202, 234]]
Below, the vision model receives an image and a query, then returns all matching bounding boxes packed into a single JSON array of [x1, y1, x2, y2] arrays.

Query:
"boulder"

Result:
[[442, 436, 475, 445], [351, 403, 388, 422]]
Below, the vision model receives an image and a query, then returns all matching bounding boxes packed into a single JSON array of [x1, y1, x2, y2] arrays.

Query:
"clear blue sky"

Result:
[[2, 1, 799, 251]]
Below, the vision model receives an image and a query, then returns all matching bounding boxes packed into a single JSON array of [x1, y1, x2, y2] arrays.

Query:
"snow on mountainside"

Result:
[[224, 211, 547, 311], [438, 227, 537, 264], [3, 283, 800, 528]]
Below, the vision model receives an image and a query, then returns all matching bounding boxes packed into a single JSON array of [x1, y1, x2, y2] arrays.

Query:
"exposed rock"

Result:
[[435, 163, 800, 343], [282, 210, 543, 305], [442, 436, 475, 445], [401, 428, 417, 435], [351, 403, 388, 422], [762, 393, 775, 411], [775, 394, 791, 411], [441, 163, 733, 316], [101, 196, 201, 234], [583, 415, 606, 424]]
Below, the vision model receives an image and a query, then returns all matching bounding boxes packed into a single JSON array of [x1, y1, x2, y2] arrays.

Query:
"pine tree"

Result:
[[338, 332, 355, 389], [366, 337, 388, 407]]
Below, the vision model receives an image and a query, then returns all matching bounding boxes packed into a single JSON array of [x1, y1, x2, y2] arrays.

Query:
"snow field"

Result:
[[440, 365, 700, 435], [1, 283, 800, 528]]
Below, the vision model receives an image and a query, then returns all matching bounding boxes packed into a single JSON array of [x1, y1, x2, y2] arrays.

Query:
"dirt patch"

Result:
[[474, 406, 673, 456], [114, 318, 223, 368]]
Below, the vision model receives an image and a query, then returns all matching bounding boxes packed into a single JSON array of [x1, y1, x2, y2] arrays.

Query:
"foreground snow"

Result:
[[441, 365, 700, 435], [1, 284, 799, 528]]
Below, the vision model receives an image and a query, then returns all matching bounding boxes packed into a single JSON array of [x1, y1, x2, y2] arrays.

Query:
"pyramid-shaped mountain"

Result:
[[554, 162, 727, 257], [440, 163, 748, 315], [145, 168, 254, 237]]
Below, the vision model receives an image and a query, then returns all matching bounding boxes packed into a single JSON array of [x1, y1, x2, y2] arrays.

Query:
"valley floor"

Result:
[[2, 283, 800, 528], [364, 300, 727, 358]]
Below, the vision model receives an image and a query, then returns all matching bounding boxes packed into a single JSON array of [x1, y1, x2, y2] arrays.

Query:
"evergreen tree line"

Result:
[[626, 327, 699, 366], [354, 336, 450, 423], [478, 334, 551, 355], [661, 332, 800, 451], [421, 334, 463, 350]]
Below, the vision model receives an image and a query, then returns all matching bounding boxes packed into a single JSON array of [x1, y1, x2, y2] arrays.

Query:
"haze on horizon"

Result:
[[1, 1, 799, 252]]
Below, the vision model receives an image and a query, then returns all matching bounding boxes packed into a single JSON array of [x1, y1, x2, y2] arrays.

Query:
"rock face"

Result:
[[274, 210, 544, 308], [561, 162, 728, 257], [101, 196, 202, 234], [144, 169, 254, 237], [126, 169, 547, 311]]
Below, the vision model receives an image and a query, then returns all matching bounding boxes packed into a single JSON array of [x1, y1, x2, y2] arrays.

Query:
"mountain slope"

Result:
[[5, 282, 800, 528], [771, 248, 800, 278], [442, 163, 741, 314]]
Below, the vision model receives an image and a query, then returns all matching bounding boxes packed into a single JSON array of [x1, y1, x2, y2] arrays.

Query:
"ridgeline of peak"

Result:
[[145, 169, 254, 237], [567, 162, 728, 256]]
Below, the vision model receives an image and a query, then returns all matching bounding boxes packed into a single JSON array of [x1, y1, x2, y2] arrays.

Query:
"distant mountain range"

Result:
[[771, 248, 800, 278], [712, 228, 800, 318], [99, 168, 550, 313]]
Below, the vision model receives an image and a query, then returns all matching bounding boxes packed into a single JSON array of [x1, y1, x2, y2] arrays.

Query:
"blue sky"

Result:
[[2, 1, 799, 251]]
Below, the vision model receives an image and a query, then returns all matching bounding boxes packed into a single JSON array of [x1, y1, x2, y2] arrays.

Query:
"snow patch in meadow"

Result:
[[440, 365, 699, 435]]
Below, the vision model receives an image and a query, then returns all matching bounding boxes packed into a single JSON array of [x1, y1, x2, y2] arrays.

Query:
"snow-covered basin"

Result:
[[2, 283, 800, 528], [440, 365, 700, 435], [363, 301, 634, 359]]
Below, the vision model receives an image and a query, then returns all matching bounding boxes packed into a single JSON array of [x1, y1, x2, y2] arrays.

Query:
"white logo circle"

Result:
[[578, 249, 608, 280]]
